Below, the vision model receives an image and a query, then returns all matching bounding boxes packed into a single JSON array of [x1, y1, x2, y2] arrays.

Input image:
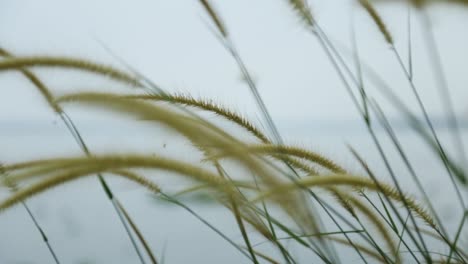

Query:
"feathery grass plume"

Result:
[[111, 170, 162, 194], [286, 0, 315, 27], [275, 156, 320, 175], [251, 174, 437, 230], [125, 94, 270, 143], [199, 0, 228, 37], [210, 144, 346, 173], [0, 56, 140, 86], [358, 0, 394, 44], [0, 154, 240, 211]]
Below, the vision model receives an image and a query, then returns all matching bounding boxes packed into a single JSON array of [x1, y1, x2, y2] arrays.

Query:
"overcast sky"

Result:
[[1, 0, 467, 124]]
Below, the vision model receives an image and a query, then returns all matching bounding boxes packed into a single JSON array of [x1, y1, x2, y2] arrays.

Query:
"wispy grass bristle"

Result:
[[0, 56, 140, 86], [358, 0, 394, 44], [286, 0, 315, 27], [199, 0, 228, 37]]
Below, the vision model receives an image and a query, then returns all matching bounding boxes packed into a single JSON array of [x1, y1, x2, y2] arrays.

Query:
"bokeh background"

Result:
[[1, 0, 467, 263]]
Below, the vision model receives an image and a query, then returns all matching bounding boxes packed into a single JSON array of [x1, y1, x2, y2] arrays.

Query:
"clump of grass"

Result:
[[1, 0, 468, 263]]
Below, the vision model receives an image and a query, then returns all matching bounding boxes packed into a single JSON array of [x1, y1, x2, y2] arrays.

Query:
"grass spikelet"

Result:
[[211, 144, 347, 173], [286, 0, 315, 27], [199, 0, 228, 37], [111, 170, 162, 194], [126, 94, 270, 143], [358, 0, 394, 45], [276, 156, 320, 175], [252, 174, 437, 230], [0, 56, 140, 86]]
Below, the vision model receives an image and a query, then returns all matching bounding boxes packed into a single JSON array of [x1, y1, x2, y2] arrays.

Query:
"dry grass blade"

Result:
[[0, 56, 140, 86]]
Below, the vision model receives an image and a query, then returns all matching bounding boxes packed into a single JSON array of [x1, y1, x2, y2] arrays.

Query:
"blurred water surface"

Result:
[[1, 119, 466, 263]]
